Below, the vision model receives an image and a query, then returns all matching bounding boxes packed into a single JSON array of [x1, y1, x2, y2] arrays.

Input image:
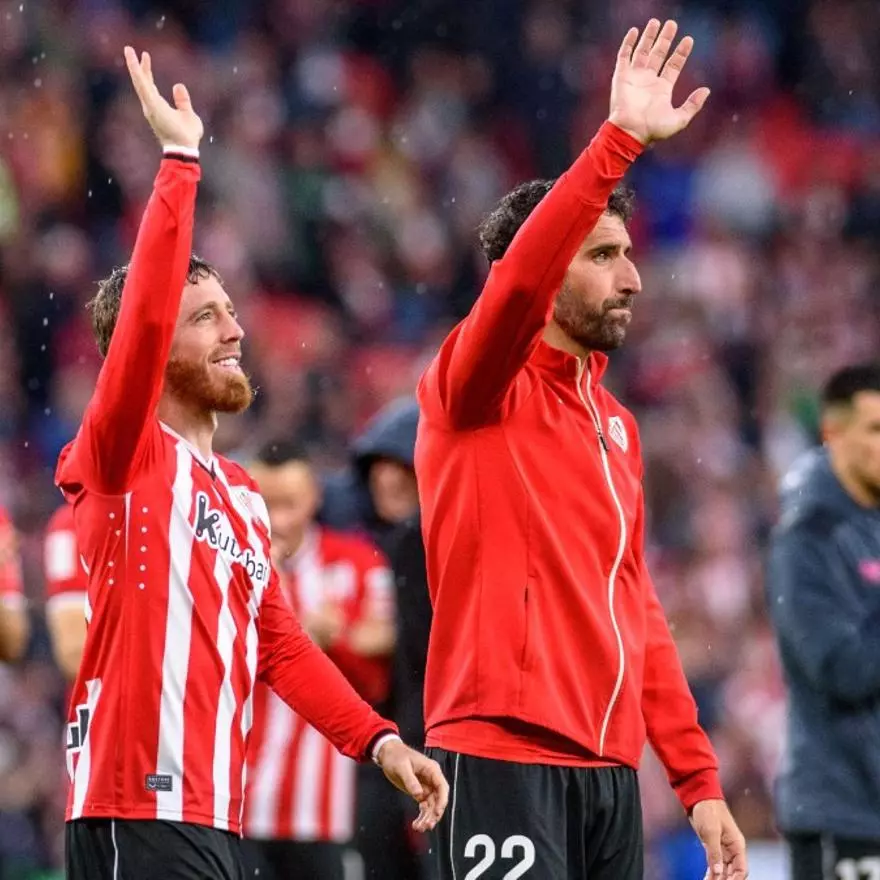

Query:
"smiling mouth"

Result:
[[212, 356, 243, 372]]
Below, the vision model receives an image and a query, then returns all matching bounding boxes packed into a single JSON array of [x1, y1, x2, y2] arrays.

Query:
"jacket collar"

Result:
[[530, 339, 609, 383]]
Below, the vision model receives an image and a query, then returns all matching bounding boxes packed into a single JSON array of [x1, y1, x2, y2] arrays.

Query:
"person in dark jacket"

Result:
[[321, 396, 420, 549], [766, 363, 880, 879]]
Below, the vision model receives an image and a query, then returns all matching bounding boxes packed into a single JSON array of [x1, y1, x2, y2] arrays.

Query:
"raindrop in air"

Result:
[[42, 317, 49, 327], [34, 78, 42, 88], [156, 15, 165, 29]]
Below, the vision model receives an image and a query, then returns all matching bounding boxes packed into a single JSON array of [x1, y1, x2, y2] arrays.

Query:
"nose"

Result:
[[223, 312, 245, 342], [619, 257, 641, 296]]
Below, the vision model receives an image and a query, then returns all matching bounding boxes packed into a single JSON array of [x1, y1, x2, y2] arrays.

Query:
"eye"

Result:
[[593, 250, 613, 263], [196, 310, 213, 323]]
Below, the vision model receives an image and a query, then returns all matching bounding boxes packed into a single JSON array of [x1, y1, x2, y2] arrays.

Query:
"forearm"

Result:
[[642, 593, 723, 810], [431, 122, 642, 426], [261, 623, 395, 760], [80, 154, 200, 492]]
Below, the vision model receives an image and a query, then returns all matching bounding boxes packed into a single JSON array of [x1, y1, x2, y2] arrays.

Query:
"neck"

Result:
[[829, 449, 880, 508], [542, 320, 590, 360], [158, 394, 217, 461]]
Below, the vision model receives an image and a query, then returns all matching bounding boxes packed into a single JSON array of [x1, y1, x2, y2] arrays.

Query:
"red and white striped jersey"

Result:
[[55, 156, 394, 835], [44, 504, 88, 615], [0, 505, 23, 609], [244, 528, 394, 842]]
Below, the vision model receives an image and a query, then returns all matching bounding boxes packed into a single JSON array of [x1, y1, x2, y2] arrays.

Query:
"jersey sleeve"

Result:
[[57, 157, 201, 496], [43, 505, 88, 609], [634, 491, 723, 811], [418, 123, 642, 430], [257, 569, 396, 761], [0, 507, 23, 607]]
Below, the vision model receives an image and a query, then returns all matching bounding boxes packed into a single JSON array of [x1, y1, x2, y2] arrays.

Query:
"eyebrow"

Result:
[[586, 240, 633, 255], [187, 301, 237, 320]]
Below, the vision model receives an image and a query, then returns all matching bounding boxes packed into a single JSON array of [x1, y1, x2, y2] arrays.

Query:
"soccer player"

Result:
[[0, 504, 28, 661], [56, 47, 446, 880], [767, 365, 880, 879], [44, 503, 89, 681], [415, 19, 748, 880], [243, 441, 396, 880]]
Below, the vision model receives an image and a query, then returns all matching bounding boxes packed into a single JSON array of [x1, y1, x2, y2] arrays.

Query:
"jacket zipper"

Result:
[[576, 358, 627, 757]]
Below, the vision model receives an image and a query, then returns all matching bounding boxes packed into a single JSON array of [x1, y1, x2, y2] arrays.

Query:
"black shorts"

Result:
[[241, 838, 347, 880], [787, 832, 880, 880], [65, 818, 245, 880], [426, 748, 643, 880]]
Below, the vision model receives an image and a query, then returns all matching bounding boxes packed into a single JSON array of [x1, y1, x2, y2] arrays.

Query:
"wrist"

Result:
[[606, 116, 649, 146], [371, 732, 402, 765], [162, 144, 200, 160]]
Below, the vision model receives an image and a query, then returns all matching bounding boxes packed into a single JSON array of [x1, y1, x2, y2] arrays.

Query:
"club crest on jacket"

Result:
[[607, 416, 628, 452]]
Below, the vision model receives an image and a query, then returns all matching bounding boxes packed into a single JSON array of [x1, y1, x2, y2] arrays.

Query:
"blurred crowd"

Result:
[[0, 0, 879, 876]]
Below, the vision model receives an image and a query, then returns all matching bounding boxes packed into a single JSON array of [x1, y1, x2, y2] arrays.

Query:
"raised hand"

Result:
[[609, 19, 710, 145], [124, 46, 203, 150]]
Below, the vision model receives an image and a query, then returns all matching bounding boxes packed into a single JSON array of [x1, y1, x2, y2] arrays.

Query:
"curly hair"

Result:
[[477, 181, 635, 264], [87, 254, 222, 358]]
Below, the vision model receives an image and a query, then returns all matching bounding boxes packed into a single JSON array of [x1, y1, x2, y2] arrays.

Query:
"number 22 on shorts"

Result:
[[837, 857, 880, 880], [463, 834, 536, 879]]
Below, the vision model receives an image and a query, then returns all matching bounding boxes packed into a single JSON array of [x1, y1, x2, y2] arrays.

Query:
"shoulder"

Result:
[[775, 449, 846, 535]]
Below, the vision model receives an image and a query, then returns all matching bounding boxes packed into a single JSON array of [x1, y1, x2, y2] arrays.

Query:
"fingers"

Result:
[[398, 761, 425, 802], [409, 758, 448, 832], [631, 18, 661, 68], [615, 27, 639, 67], [660, 33, 696, 85], [123, 45, 148, 104], [700, 824, 724, 878], [647, 20, 679, 72], [172, 83, 193, 112], [124, 46, 159, 116], [725, 834, 749, 879], [677, 86, 711, 124]]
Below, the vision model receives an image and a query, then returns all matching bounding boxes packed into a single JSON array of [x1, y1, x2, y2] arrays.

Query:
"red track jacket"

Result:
[[415, 122, 722, 811]]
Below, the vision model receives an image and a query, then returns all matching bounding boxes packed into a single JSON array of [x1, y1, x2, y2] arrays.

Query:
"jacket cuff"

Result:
[[674, 768, 725, 813]]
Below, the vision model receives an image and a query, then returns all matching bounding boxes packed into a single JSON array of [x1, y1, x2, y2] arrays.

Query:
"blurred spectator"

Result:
[[766, 365, 880, 879], [242, 441, 395, 880]]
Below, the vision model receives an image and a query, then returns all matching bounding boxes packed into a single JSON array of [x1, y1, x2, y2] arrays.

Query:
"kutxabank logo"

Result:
[[192, 491, 270, 589]]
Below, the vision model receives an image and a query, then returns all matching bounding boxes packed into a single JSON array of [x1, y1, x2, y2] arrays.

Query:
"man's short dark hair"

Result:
[[822, 364, 880, 409], [254, 439, 311, 468], [87, 254, 221, 358], [477, 181, 635, 264]]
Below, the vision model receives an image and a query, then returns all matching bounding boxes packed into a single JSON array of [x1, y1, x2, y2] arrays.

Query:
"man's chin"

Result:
[[212, 377, 254, 413]]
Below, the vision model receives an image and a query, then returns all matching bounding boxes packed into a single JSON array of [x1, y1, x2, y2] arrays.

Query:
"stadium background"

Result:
[[0, 0, 878, 876]]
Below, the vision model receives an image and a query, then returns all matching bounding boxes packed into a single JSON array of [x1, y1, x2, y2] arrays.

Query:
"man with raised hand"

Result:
[[58, 47, 446, 880], [416, 19, 748, 880]]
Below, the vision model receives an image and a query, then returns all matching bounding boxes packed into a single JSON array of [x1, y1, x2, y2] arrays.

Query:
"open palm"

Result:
[[124, 46, 203, 150], [609, 19, 710, 145]]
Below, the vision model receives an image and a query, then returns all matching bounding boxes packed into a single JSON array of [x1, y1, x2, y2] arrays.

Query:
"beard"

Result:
[[552, 282, 634, 352], [165, 355, 254, 414]]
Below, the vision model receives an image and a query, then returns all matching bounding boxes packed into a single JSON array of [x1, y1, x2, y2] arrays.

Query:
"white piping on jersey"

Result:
[[575, 358, 628, 757], [155, 442, 197, 821], [159, 421, 217, 474]]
